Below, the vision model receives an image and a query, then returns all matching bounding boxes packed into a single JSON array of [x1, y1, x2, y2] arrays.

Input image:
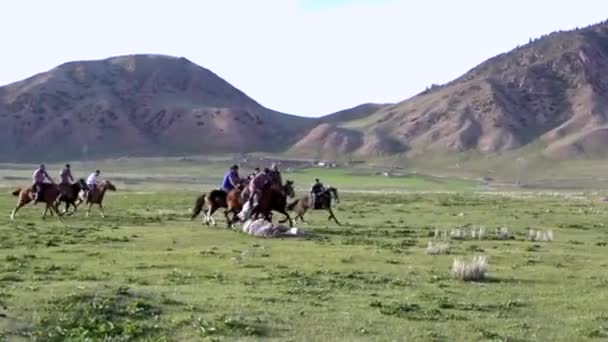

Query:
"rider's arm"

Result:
[[230, 173, 239, 187], [68, 170, 74, 182], [45, 171, 55, 184]]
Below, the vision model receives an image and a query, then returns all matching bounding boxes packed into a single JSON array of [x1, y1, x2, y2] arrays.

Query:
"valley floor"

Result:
[[1, 189, 607, 341]]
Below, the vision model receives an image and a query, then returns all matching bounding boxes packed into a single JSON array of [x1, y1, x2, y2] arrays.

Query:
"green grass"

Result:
[[1, 188, 608, 341]]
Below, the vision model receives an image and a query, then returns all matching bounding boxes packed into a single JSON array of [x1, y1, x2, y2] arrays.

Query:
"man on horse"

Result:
[[86, 170, 101, 196], [309, 178, 326, 209], [32, 164, 55, 204], [269, 163, 283, 192], [59, 164, 74, 189], [246, 168, 271, 211], [248, 168, 260, 181], [221, 165, 241, 193]]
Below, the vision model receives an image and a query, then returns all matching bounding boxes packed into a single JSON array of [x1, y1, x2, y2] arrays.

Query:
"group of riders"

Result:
[[220, 163, 326, 212], [31, 164, 102, 204]]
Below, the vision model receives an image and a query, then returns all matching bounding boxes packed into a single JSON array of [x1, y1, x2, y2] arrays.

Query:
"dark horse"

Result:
[[57, 179, 88, 215], [250, 180, 296, 227], [287, 187, 341, 225], [191, 180, 246, 228]]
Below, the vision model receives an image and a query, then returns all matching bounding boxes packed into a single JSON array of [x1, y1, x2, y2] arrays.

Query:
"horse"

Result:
[[250, 180, 295, 227], [57, 179, 88, 215], [191, 181, 246, 228], [287, 187, 341, 225], [77, 180, 117, 218], [10, 183, 63, 220]]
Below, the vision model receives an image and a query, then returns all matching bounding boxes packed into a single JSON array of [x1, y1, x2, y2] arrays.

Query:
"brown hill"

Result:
[[293, 20, 608, 160], [0, 54, 313, 161]]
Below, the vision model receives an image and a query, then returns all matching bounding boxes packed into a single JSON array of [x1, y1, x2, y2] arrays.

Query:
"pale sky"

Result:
[[1, 0, 608, 116]]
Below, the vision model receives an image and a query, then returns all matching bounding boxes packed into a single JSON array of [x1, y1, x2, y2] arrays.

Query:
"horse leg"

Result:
[[98, 203, 105, 218], [67, 202, 76, 216], [42, 205, 49, 220], [10, 201, 27, 220], [206, 206, 218, 226], [277, 209, 293, 227], [86, 203, 93, 217], [229, 209, 240, 227], [224, 210, 232, 228], [50, 202, 63, 220], [328, 208, 341, 226]]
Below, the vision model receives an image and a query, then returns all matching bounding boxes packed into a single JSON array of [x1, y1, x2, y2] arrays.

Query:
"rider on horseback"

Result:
[[221, 165, 240, 193], [269, 163, 283, 192], [60, 164, 74, 186], [86, 170, 101, 196], [309, 178, 326, 209], [32, 164, 55, 204], [248, 168, 260, 181], [247, 168, 271, 211]]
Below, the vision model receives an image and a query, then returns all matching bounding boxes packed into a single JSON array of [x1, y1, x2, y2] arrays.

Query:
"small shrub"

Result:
[[529, 229, 554, 242], [495, 227, 512, 240], [426, 242, 450, 255], [450, 229, 465, 240], [452, 256, 488, 281], [471, 226, 485, 240]]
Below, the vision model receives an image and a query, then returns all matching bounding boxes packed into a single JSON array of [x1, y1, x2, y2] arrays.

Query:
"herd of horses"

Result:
[[9, 179, 117, 220], [8, 176, 341, 227], [192, 177, 341, 227]]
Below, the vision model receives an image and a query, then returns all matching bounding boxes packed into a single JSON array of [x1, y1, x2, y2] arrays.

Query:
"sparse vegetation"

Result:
[[452, 256, 489, 281], [529, 229, 555, 242], [0, 165, 606, 340], [426, 242, 450, 255]]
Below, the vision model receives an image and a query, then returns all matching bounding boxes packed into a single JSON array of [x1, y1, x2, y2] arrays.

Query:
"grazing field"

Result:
[[1, 186, 608, 341]]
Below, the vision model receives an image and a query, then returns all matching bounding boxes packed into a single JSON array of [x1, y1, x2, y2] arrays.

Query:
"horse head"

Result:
[[102, 180, 117, 191], [328, 186, 340, 204], [284, 180, 295, 198], [77, 178, 87, 190]]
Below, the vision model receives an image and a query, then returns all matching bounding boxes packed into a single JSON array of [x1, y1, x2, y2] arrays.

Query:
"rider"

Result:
[[86, 170, 101, 195], [309, 178, 326, 208], [269, 163, 283, 191], [248, 168, 260, 181], [32, 164, 55, 204], [221, 165, 241, 193], [247, 168, 271, 211], [59, 164, 74, 186]]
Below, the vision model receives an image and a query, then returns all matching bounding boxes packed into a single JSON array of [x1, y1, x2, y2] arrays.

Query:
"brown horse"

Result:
[[287, 187, 341, 225], [10, 183, 63, 220], [191, 182, 245, 228], [77, 180, 117, 218], [251, 180, 295, 227]]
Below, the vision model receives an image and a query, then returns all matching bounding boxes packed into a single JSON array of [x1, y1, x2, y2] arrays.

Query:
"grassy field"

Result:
[[0, 159, 479, 193], [1, 177, 608, 341]]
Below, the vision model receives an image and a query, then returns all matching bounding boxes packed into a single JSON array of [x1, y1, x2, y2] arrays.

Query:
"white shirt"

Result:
[[86, 172, 99, 186]]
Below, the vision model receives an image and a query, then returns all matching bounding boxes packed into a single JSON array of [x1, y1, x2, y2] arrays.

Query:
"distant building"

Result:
[[315, 160, 336, 168]]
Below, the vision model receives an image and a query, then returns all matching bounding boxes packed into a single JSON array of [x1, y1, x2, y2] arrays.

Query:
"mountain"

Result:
[[5, 20, 608, 163], [292, 20, 608, 160], [0, 54, 313, 161]]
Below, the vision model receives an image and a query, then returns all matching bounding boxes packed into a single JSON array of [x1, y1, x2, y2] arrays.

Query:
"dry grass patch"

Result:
[[426, 242, 450, 255], [529, 229, 554, 242], [452, 256, 488, 281]]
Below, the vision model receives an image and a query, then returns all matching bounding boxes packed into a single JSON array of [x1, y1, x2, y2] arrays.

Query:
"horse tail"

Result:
[[286, 198, 299, 211], [191, 194, 206, 220], [11, 188, 22, 197]]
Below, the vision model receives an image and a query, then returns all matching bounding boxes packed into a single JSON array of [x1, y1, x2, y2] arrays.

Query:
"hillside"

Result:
[[5, 20, 608, 163], [292, 20, 608, 160], [0, 55, 313, 161]]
